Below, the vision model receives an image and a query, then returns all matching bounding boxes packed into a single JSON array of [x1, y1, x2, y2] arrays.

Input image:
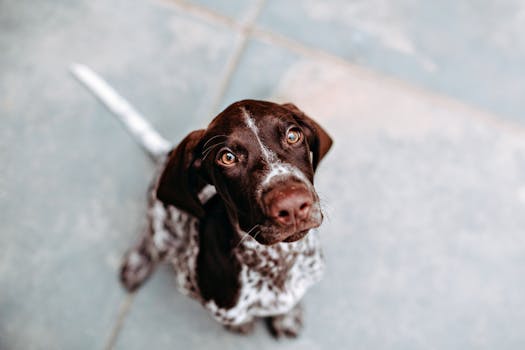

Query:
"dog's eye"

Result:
[[218, 151, 237, 166], [286, 128, 303, 145]]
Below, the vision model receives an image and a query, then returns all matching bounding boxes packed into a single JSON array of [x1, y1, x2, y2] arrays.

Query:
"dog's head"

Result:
[[156, 100, 332, 245]]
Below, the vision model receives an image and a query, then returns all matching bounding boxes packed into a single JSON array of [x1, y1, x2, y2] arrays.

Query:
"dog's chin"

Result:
[[253, 225, 319, 245], [282, 229, 310, 242]]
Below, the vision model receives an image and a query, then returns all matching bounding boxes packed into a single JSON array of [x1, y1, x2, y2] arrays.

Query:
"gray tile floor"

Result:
[[1, 0, 524, 349]]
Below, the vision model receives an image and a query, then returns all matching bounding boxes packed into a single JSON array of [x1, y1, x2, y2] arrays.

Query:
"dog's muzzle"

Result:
[[259, 180, 322, 243]]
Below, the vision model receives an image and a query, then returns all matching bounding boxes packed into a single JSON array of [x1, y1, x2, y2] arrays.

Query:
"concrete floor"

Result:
[[1, 0, 525, 349]]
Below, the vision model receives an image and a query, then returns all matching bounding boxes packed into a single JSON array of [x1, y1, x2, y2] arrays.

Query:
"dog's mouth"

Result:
[[282, 229, 310, 243], [247, 198, 323, 245], [251, 218, 321, 245]]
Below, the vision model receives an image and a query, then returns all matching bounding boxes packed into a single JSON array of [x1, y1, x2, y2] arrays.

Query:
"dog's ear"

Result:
[[281, 103, 333, 170], [156, 129, 207, 218]]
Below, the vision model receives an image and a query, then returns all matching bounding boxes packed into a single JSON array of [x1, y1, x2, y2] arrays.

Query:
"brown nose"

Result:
[[264, 184, 313, 227]]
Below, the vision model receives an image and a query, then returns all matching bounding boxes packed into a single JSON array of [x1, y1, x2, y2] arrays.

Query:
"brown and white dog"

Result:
[[120, 99, 332, 337]]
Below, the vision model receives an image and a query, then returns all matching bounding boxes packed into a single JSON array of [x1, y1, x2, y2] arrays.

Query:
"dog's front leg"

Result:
[[119, 227, 161, 292], [120, 192, 185, 291], [266, 302, 304, 338]]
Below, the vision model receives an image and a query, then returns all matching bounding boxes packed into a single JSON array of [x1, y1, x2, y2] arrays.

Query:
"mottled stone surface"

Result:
[[1, 0, 525, 349], [115, 50, 525, 349], [258, 0, 525, 122], [0, 0, 236, 349], [218, 39, 300, 111], [277, 61, 525, 349]]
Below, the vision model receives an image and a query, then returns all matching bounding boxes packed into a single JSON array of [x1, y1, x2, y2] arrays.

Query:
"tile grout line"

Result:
[[103, 293, 135, 350], [206, 35, 248, 115], [159, 0, 525, 135], [100, 3, 265, 348], [250, 28, 525, 136], [158, 0, 265, 115], [158, 0, 241, 30], [94, 2, 524, 348], [206, 0, 267, 116]]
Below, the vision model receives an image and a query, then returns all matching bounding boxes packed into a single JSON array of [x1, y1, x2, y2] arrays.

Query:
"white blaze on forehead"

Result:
[[262, 163, 309, 187], [241, 107, 276, 164], [240, 107, 310, 188]]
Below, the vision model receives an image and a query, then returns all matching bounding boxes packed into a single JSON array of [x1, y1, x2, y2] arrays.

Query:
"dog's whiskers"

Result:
[[251, 230, 261, 241], [202, 134, 227, 149], [239, 230, 259, 247], [233, 225, 260, 250], [202, 142, 226, 160], [202, 141, 225, 154]]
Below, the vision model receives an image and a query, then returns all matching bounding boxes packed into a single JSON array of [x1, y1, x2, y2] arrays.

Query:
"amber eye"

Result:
[[286, 128, 302, 145], [218, 151, 237, 166]]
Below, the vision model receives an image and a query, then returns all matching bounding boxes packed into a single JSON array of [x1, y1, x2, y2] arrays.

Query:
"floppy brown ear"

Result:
[[281, 103, 333, 170], [156, 129, 207, 218]]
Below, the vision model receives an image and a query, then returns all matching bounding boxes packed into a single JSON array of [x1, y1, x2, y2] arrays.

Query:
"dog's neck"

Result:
[[199, 183, 310, 249], [199, 184, 254, 242], [195, 184, 316, 293]]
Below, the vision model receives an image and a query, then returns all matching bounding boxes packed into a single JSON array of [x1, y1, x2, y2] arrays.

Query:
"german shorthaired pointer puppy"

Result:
[[120, 99, 332, 337]]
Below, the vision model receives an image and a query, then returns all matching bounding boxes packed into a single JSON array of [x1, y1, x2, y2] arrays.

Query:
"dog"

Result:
[[119, 99, 332, 337]]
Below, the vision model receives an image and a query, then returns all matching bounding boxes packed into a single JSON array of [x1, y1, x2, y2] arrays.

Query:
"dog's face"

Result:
[[156, 100, 332, 245]]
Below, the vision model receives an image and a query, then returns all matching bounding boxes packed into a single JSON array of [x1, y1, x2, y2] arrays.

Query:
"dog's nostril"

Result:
[[271, 200, 311, 226], [278, 210, 290, 218], [264, 183, 314, 226], [297, 202, 311, 220]]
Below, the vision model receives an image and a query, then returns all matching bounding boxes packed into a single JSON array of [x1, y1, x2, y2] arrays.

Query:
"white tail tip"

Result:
[[70, 63, 172, 159]]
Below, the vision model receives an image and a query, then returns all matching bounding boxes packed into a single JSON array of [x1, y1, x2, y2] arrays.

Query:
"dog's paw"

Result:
[[266, 303, 303, 338], [224, 319, 256, 335], [120, 250, 155, 292]]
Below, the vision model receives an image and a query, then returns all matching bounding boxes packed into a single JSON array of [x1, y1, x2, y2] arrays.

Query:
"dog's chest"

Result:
[[150, 200, 324, 325], [222, 233, 325, 324]]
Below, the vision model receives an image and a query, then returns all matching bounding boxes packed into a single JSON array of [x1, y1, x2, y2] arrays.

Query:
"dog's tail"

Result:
[[70, 63, 172, 161]]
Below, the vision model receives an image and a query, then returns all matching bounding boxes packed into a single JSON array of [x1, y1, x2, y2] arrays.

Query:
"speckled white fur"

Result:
[[75, 67, 327, 329], [121, 106, 325, 328], [139, 161, 325, 326], [206, 230, 324, 325]]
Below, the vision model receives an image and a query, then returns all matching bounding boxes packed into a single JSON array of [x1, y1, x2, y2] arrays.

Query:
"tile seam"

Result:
[[251, 27, 525, 136], [157, 0, 525, 134], [206, 0, 267, 115], [103, 294, 136, 350]]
